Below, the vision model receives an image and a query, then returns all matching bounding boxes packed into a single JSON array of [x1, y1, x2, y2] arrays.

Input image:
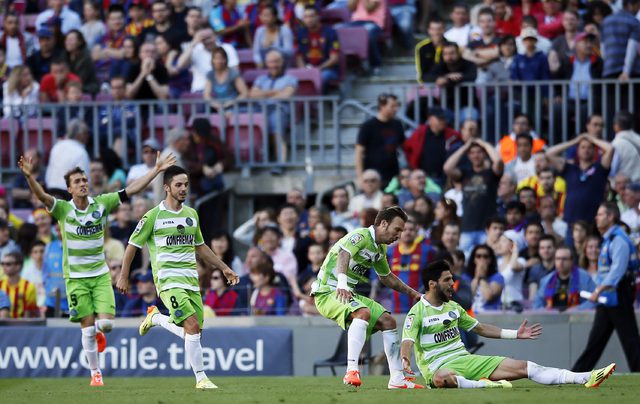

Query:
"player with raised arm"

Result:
[[401, 260, 616, 389], [18, 151, 176, 387], [311, 206, 424, 389], [116, 165, 239, 390]]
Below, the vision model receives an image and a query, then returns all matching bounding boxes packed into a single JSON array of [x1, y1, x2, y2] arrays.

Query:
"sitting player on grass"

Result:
[[400, 259, 616, 389]]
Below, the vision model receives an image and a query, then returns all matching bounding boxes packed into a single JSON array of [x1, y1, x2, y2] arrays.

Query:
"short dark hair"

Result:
[[452, 2, 469, 12], [382, 192, 399, 205], [478, 7, 495, 20], [163, 165, 188, 186], [330, 226, 348, 237], [506, 201, 526, 215], [518, 186, 536, 198], [525, 221, 543, 232], [422, 260, 453, 291], [64, 167, 86, 187], [3, 251, 23, 266], [442, 41, 460, 53], [522, 15, 538, 28], [614, 111, 634, 131], [538, 167, 555, 177], [539, 234, 556, 246], [51, 56, 69, 67], [278, 203, 299, 216], [624, 0, 640, 8], [212, 46, 229, 63], [374, 206, 408, 226], [485, 216, 506, 229], [516, 133, 533, 146], [257, 225, 282, 240], [377, 93, 398, 109], [599, 201, 621, 222], [108, 4, 125, 15], [555, 245, 573, 258]]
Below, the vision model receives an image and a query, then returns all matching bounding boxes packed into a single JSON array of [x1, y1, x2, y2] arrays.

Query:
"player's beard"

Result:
[[437, 284, 451, 302]]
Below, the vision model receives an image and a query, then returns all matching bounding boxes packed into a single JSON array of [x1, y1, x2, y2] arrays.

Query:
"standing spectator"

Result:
[[527, 234, 557, 298], [141, 1, 187, 48], [496, 230, 526, 309], [125, 1, 155, 38], [253, 4, 294, 68], [2, 66, 40, 119], [0, 219, 19, 259], [463, 8, 500, 83], [44, 119, 90, 193], [330, 187, 355, 231], [497, 113, 545, 164], [27, 28, 60, 82], [63, 29, 99, 95], [439, 222, 462, 254], [511, 27, 551, 82], [121, 272, 164, 317], [204, 267, 239, 316], [210, 0, 251, 47], [444, 139, 504, 254], [345, 0, 387, 75], [534, 246, 596, 310], [611, 111, 640, 182], [547, 9, 580, 77], [505, 134, 537, 183], [349, 169, 383, 215], [493, 0, 520, 37], [41, 226, 67, 317], [445, 3, 481, 49], [539, 195, 568, 241], [125, 41, 170, 101], [295, 6, 340, 90], [178, 6, 205, 51], [0, 251, 38, 318], [484, 216, 505, 252], [0, 12, 37, 68], [203, 47, 248, 112], [415, 18, 446, 84], [356, 93, 404, 187], [537, 0, 564, 39], [39, 57, 81, 103], [463, 244, 504, 312], [80, 0, 106, 50], [397, 169, 441, 208], [517, 154, 566, 215], [36, 0, 82, 35], [547, 134, 614, 225], [516, 15, 552, 55], [621, 182, 640, 243], [496, 173, 517, 218], [573, 202, 640, 372]]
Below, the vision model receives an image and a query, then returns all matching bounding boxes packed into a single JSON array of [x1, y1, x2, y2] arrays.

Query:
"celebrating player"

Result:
[[400, 259, 616, 389], [117, 165, 239, 390], [18, 151, 176, 386], [311, 206, 423, 389]]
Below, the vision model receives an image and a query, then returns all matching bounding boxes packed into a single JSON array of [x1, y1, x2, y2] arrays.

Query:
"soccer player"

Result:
[[18, 151, 177, 386], [400, 260, 616, 389], [311, 206, 424, 389], [116, 165, 239, 390]]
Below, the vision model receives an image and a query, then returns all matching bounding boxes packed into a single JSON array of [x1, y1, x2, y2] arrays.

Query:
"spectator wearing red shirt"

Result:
[[494, 0, 520, 37], [39, 57, 81, 102], [92, 5, 127, 83], [295, 6, 340, 90], [204, 268, 239, 316], [209, 0, 252, 47], [537, 0, 564, 39]]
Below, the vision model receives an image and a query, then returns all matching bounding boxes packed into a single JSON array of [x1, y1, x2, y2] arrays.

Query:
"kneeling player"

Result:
[[400, 260, 615, 389]]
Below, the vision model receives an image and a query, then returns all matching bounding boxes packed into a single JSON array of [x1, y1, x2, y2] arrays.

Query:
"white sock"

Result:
[[152, 313, 185, 339], [95, 319, 113, 333], [185, 333, 207, 383], [455, 375, 489, 388], [346, 318, 368, 372], [382, 329, 404, 381], [527, 361, 590, 384], [81, 326, 100, 376]]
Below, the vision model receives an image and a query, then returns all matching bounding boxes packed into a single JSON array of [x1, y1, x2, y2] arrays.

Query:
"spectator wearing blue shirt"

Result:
[[41, 235, 68, 317], [511, 27, 550, 82], [0, 290, 10, 318], [462, 244, 505, 312], [122, 272, 166, 317], [573, 202, 640, 372]]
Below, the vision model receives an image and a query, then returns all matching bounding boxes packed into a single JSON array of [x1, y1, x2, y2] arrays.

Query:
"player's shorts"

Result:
[[420, 354, 506, 387], [160, 288, 203, 328], [66, 272, 115, 322], [314, 291, 388, 337]]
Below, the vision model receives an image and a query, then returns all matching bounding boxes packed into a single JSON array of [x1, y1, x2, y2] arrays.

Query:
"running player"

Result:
[[401, 260, 616, 389], [312, 206, 423, 389], [116, 165, 239, 389], [18, 151, 176, 386]]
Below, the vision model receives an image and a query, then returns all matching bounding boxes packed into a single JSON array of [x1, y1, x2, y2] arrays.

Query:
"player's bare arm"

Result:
[[335, 249, 352, 304], [124, 151, 177, 196], [18, 155, 55, 210], [379, 272, 422, 301], [195, 244, 239, 286], [473, 319, 542, 340], [400, 339, 414, 373], [117, 244, 140, 294]]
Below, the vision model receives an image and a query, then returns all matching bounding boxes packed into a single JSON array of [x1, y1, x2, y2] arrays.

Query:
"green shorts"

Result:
[[313, 291, 388, 337], [66, 272, 116, 322], [160, 288, 204, 328], [420, 354, 506, 387]]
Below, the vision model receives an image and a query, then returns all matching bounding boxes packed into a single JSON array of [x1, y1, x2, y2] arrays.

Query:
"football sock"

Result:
[[527, 361, 590, 384], [95, 319, 113, 333], [152, 313, 185, 339], [81, 326, 100, 376], [185, 333, 207, 383], [346, 318, 368, 372], [382, 329, 404, 381], [455, 376, 490, 388]]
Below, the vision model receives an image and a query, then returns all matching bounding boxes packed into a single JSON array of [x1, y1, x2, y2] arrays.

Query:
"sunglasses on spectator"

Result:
[[1, 261, 18, 266]]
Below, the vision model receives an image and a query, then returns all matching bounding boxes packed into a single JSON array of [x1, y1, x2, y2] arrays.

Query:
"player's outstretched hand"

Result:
[[155, 151, 177, 172], [18, 155, 34, 177], [116, 276, 129, 295], [402, 357, 414, 375], [336, 288, 353, 304], [223, 267, 239, 286], [517, 319, 542, 339]]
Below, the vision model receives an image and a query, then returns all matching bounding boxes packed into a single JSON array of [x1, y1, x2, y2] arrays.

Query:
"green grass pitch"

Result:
[[0, 375, 638, 404]]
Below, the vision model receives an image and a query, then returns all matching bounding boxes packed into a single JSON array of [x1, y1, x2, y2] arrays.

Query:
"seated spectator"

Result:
[[122, 272, 166, 317], [356, 93, 404, 187], [415, 18, 446, 84], [349, 169, 383, 215], [526, 234, 556, 298], [178, 27, 239, 93], [504, 201, 527, 247], [516, 15, 552, 55], [579, 234, 601, 281], [537, 0, 564, 39], [109, 202, 136, 246], [80, 0, 106, 49], [345, 0, 387, 75], [519, 221, 543, 268], [484, 216, 505, 252], [277, 203, 311, 269], [463, 244, 504, 312], [495, 1, 520, 37], [539, 195, 568, 241], [125, 1, 155, 38], [109, 259, 131, 314], [570, 220, 589, 261], [126, 139, 160, 189], [27, 28, 60, 82], [496, 173, 517, 218], [39, 57, 81, 103], [0, 290, 9, 318], [36, 0, 82, 35], [88, 159, 108, 196], [497, 114, 545, 164], [0, 251, 39, 318], [108, 37, 139, 80], [296, 242, 325, 311], [518, 186, 541, 223], [203, 47, 248, 113], [141, 1, 187, 48], [63, 29, 99, 95], [534, 246, 596, 310], [2, 66, 40, 118], [98, 76, 137, 149], [10, 149, 43, 209], [547, 9, 580, 77], [211, 231, 244, 275], [397, 169, 441, 208], [178, 6, 204, 50], [91, 5, 127, 83], [20, 240, 46, 310], [611, 111, 640, 182], [204, 267, 239, 316], [56, 81, 92, 135], [210, 0, 251, 47], [188, 117, 234, 195], [295, 6, 340, 90], [511, 27, 550, 84], [496, 230, 526, 309], [256, 225, 299, 291], [253, 4, 293, 68], [621, 182, 640, 243], [249, 257, 288, 315], [0, 12, 37, 68], [443, 177, 463, 216], [32, 208, 54, 245], [101, 148, 127, 192], [249, 49, 298, 163], [389, 0, 417, 49], [329, 187, 355, 231], [155, 33, 191, 99], [439, 221, 461, 254], [329, 225, 348, 246], [505, 133, 537, 183], [463, 8, 501, 83], [125, 41, 170, 101], [444, 3, 481, 49], [286, 188, 310, 233], [479, 34, 516, 84]]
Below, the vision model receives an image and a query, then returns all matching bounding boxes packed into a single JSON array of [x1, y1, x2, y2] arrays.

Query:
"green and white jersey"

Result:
[[311, 226, 390, 295], [129, 201, 204, 293], [402, 297, 479, 373], [49, 193, 122, 279]]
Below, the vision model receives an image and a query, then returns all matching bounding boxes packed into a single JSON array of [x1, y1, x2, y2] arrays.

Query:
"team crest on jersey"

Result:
[[186, 217, 193, 226], [349, 234, 363, 245], [448, 311, 457, 319], [404, 314, 414, 329], [92, 211, 101, 219], [134, 219, 145, 233], [177, 224, 186, 234], [175, 309, 183, 318]]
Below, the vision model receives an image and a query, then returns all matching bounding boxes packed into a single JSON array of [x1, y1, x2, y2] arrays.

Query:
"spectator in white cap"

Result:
[[126, 138, 161, 188]]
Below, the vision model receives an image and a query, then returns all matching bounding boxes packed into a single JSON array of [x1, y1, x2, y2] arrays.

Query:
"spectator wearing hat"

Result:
[[35, 0, 82, 35], [511, 27, 551, 82], [611, 111, 640, 182], [127, 138, 161, 186], [516, 15, 552, 55], [122, 272, 166, 317], [39, 57, 81, 103], [0, 12, 37, 68], [27, 27, 60, 82]]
